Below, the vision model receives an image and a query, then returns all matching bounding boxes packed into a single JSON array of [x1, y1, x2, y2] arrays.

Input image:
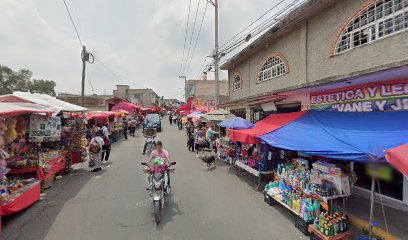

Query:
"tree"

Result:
[[0, 64, 56, 96], [30, 79, 56, 96]]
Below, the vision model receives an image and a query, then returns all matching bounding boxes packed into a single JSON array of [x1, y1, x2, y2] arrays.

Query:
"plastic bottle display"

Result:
[[314, 211, 348, 237]]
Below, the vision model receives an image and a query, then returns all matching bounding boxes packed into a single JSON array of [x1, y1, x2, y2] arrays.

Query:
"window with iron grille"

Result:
[[232, 75, 242, 91], [258, 55, 287, 82], [335, 0, 408, 54]]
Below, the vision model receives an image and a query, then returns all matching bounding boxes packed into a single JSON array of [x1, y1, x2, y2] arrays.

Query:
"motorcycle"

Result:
[[141, 161, 176, 224], [143, 127, 157, 155]]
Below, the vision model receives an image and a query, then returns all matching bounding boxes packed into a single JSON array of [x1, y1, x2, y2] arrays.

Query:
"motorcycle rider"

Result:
[[146, 141, 173, 192], [142, 126, 156, 155]]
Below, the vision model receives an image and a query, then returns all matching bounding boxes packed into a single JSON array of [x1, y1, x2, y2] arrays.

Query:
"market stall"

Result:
[[226, 113, 305, 189], [258, 110, 408, 238], [0, 92, 88, 171], [0, 103, 54, 217], [216, 117, 254, 165]]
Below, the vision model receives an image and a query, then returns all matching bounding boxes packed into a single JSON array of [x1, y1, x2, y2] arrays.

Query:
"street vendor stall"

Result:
[[0, 103, 53, 218], [228, 112, 305, 189], [258, 110, 408, 238]]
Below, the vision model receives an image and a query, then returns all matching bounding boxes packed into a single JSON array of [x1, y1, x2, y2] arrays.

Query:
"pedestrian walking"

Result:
[[169, 113, 173, 126], [172, 114, 177, 125], [122, 118, 129, 140], [130, 118, 137, 137], [89, 130, 104, 172], [195, 126, 204, 158], [187, 123, 195, 152], [101, 134, 111, 162]]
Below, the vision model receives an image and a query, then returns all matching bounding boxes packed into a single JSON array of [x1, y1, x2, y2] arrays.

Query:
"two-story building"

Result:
[[221, 0, 408, 209], [113, 85, 160, 108], [185, 75, 229, 111]]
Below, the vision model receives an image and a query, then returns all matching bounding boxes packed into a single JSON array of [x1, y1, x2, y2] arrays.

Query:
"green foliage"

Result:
[[0, 64, 56, 96]]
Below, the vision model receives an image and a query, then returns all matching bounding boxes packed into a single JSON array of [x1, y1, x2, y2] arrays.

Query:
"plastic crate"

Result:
[[295, 216, 313, 236], [263, 193, 276, 206], [309, 233, 321, 240]]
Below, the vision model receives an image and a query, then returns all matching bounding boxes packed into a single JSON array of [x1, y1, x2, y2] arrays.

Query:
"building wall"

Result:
[[227, 0, 408, 102], [307, 0, 408, 83], [113, 85, 159, 107], [186, 80, 229, 102]]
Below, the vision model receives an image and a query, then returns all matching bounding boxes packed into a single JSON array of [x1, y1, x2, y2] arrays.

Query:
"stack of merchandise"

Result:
[[276, 159, 350, 200], [64, 117, 87, 163], [64, 117, 87, 152], [39, 149, 61, 175], [312, 211, 348, 237], [265, 180, 321, 220], [6, 142, 37, 169], [4, 177, 37, 204], [0, 118, 10, 202]]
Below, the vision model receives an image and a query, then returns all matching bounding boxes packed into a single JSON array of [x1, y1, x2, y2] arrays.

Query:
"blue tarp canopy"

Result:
[[258, 111, 408, 162], [218, 117, 254, 129]]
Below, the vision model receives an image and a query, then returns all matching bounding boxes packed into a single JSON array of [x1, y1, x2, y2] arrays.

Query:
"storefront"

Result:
[[278, 77, 408, 209]]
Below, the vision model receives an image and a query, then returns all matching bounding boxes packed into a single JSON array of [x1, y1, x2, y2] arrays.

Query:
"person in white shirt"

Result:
[[89, 130, 104, 172], [101, 124, 111, 162], [102, 124, 109, 138]]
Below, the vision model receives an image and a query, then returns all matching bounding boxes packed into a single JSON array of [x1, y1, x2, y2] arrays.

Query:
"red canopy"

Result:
[[229, 111, 306, 144], [111, 102, 141, 113], [0, 102, 53, 118], [149, 106, 161, 113], [386, 143, 408, 177], [176, 98, 193, 113]]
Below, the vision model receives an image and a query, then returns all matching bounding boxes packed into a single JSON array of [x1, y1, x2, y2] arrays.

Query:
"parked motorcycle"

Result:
[[141, 160, 176, 224]]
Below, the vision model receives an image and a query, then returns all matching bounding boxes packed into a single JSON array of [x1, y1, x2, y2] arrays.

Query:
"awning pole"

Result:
[[369, 176, 375, 235]]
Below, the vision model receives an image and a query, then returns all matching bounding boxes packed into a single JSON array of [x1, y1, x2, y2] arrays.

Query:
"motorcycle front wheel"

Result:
[[153, 200, 161, 224]]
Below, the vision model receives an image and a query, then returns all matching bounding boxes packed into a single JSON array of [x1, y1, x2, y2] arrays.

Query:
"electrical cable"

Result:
[[220, 0, 302, 54], [179, 0, 193, 75], [219, 0, 286, 49], [62, 0, 83, 47], [181, 0, 202, 75], [219, 0, 302, 54], [220, 0, 304, 55], [93, 56, 126, 84], [184, 0, 208, 76]]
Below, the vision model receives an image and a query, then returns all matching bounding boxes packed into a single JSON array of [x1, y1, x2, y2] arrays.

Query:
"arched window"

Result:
[[334, 0, 408, 55], [232, 74, 242, 91], [258, 54, 287, 83]]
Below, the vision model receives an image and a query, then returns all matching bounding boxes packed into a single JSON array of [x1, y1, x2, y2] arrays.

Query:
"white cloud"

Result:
[[0, 0, 296, 100]]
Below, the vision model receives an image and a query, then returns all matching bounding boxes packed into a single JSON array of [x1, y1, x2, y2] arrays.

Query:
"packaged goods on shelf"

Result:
[[313, 211, 349, 237]]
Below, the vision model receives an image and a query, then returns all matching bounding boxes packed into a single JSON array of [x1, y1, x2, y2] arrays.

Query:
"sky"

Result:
[[0, 0, 297, 100]]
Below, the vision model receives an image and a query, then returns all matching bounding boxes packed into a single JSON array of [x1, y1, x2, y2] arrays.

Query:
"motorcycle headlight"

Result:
[[154, 181, 162, 189]]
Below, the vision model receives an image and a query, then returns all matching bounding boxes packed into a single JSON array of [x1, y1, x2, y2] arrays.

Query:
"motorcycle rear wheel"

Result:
[[154, 200, 161, 224]]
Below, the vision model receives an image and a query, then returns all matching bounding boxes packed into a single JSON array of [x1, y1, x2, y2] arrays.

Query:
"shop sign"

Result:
[[29, 115, 61, 142], [310, 79, 408, 112]]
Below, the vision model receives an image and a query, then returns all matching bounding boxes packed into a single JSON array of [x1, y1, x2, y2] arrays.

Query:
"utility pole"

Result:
[[212, 0, 219, 110], [81, 46, 88, 107], [179, 75, 187, 102], [80, 46, 94, 107]]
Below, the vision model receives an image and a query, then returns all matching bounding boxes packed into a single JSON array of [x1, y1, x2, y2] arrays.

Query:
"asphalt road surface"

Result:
[[3, 120, 304, 240]]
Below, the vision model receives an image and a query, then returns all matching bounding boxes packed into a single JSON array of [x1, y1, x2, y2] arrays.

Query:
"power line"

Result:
[[181, 0, 201, 75], [219, 0, 286, 49], [62, 0, 83, 47], [93, 56, 126, 84], [220, 0, 304, 55], [184, 0, 208, 76], [179, 0, 193, 76], [220, 0, 301, 54], [196, 57, 209, 79]]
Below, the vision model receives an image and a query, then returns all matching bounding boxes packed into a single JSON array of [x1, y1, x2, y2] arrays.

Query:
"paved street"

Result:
[[3, 120, 303, 240]]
